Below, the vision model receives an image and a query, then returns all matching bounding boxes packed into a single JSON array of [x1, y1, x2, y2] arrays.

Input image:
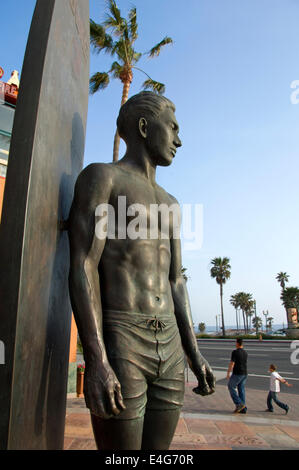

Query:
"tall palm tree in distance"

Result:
[[236, 292, 247, 332], [245, 297, 254, 332], [210, 257, 231, 337], [276, 272, 290, 319], [276, 272, 289, 291], [90, 0, 173, 161], [230, 294, 239, 331], [233, 291, 253, 333]]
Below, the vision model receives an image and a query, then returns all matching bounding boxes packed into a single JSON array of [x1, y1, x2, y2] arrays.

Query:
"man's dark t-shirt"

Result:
[[231, 348, 248, 375]]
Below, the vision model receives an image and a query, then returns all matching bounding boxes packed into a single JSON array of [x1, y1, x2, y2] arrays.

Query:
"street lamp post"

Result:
[[263, 310, 269, 332]]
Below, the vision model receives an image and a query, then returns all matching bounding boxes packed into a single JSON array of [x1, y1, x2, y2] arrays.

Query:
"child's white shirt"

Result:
[[270, 371, 282, 392]]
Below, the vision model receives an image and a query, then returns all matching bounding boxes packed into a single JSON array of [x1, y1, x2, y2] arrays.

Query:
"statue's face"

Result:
[[145, 107, 182, 166]]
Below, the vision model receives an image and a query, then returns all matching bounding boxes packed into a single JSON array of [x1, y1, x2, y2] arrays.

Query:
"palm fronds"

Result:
[[142, 79, 165, 95], [210, 257, 231, 285], [109, 61, 122, 79], [89, 72, 110, 94], [147, 37, 173, 58], [90, 20, 114, 54], [129, 7, 138, 42]]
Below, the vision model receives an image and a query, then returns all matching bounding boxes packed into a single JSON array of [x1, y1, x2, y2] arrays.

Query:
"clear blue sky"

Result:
[[1, 0, 299, 327]]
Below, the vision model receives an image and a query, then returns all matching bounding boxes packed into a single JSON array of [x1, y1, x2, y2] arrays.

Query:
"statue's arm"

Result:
[[68, 164, 125, 417], [169, 235, 216, 396]]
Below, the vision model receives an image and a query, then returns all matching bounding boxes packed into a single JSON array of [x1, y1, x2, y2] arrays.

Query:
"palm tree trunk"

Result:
[[220, 283, 226, 336], [235, 309, 238, 331], [113, 78, 132, 162], [282, 288, 289, 327], [242, 310, 246, 332]]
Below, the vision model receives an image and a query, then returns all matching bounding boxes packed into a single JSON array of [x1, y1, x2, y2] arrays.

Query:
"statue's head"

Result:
[[117, 91, 181, 166]]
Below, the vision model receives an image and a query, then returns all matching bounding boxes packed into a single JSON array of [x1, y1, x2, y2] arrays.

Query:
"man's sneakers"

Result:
[[234, 404, 246, 413], [239, 406, 247, 414]]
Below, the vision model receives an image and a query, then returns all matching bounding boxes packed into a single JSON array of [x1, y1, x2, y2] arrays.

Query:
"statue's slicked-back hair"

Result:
[[117, 91, 175, 141]]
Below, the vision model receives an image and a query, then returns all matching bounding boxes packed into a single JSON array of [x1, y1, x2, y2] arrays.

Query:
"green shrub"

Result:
[[195, 333, 288, 340]]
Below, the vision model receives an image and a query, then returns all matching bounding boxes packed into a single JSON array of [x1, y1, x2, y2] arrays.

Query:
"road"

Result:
[[194, 339, 299, 395]]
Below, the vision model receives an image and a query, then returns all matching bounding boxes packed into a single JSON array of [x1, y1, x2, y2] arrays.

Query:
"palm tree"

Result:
[[247, 310, 253, 331], [276, 272, 290, 320], [230, 294, 239, 331], [198, 322, 206, 333], [210, 257, 231, 337], [267, 316, 274, 331], [90, 1, 173, 161], [276, 272, 289, 291], [252, 316, 262, 332], [245, 298, 254, 331], [234, 292, 253, 333]]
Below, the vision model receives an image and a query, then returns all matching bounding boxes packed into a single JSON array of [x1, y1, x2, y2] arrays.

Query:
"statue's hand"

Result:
[[83, 362, 126, 419], [190, 353, 216, 396]]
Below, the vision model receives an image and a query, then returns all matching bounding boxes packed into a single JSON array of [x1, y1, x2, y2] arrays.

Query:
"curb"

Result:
[[181, 412, 299, 427]]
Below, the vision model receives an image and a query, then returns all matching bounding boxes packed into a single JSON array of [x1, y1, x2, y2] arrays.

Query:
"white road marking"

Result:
[[217, 356, 268, 360], [246, 353, 268, 357], [199, 346, 291, 352], [277, 372, 294, 375], [270, 348, 292, 351], [248, 373, 299, 381], [210, 367, 299, 380]]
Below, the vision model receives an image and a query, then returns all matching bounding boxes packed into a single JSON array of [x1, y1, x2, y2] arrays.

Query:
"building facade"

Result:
[[0, 72, 18, 220]]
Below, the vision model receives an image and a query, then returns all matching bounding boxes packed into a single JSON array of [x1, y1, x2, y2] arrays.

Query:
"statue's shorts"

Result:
[[103, 310, 185, 420]]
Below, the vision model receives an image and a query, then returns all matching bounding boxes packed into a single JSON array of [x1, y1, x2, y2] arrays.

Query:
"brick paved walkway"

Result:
[[64, 381, 299, 450]]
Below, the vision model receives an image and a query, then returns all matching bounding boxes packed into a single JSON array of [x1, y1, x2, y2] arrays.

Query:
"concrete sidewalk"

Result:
[[64, 380, 299, 450]]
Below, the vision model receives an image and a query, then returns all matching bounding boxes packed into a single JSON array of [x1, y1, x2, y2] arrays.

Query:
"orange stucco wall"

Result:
[[0, 176, 5, 221], [69, 315, 78, 363]]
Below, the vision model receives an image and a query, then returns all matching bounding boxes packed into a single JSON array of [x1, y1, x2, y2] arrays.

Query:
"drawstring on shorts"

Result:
[[145, 316, 166, 376], [145, 316, 166, 331]]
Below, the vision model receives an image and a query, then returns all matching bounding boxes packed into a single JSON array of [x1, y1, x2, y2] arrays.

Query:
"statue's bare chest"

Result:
[[106, 172, 178, 239]]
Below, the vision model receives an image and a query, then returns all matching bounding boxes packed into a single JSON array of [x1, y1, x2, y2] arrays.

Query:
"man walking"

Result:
[[226, 338, 248, 413]]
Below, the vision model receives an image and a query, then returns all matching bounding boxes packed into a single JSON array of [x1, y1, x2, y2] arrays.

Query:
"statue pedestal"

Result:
[[286, 328, 299, 339]]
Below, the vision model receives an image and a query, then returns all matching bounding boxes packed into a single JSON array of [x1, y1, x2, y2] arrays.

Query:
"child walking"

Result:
[[266, 364, 292, 414]]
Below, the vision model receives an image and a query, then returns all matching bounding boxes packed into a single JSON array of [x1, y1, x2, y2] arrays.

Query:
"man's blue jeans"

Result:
[[228, 374, 247, 406], [267, 391, 288, 412]]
